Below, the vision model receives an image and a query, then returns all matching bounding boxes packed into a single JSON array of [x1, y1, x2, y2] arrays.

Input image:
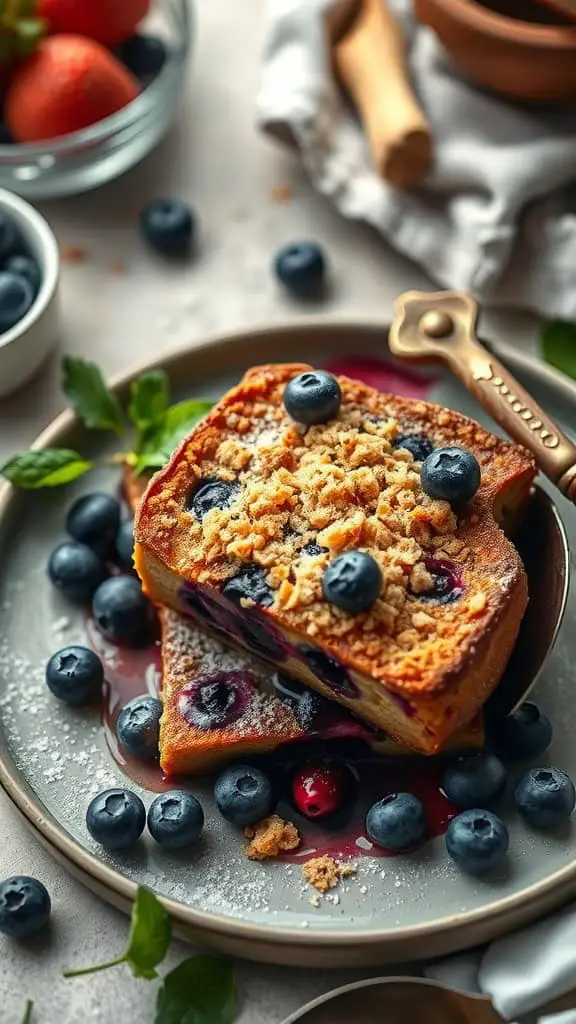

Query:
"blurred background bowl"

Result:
[[0, 0, 192, 200], [415, 0, 576, 102]]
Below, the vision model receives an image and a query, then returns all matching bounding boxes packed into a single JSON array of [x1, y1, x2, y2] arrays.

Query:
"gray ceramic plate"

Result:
[[0, 321, 575, 968]]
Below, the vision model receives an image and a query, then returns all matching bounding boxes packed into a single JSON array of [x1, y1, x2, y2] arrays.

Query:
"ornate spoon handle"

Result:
[[389, 290, 576, 502]]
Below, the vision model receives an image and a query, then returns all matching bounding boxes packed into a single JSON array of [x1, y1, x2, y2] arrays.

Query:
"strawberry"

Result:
[[37, 0, 150, 49], [5, 35, 140, 143]]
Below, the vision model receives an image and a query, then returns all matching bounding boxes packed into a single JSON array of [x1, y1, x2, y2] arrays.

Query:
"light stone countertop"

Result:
[[0, 1, 543, 1021]]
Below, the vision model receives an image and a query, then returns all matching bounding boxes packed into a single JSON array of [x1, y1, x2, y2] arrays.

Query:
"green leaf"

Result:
[[62, 356, 124, 434], [156, 956, 235, 1024], [134, 399, 213, 475], [1, 449, 93, 489], [64, 886, 171, 981], [541, 320, 576, 380], [129, 370, 170, 446], [125, 886, 172, 980], [21, 1000, 33, 1024]]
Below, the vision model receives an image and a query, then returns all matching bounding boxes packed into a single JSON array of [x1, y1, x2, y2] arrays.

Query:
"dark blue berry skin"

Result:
[[147, 791, 204, 850], [222, 565, 273, 608], [493, 703, 553, 761], [48, 541, 106, 604], [394, 434, 434, 462], [421, 447, 481, 505], [0, 272, 35, 332], [118, 33, 167, 83], [189, 478, 239, 520], [86, 788, 146, 850], [0, 211, 21, 262], [302, 541, 328, 556], [365, 793, 426, 851], [115, 518, 135, 571], [0, 876, 51, 939], [443, 753, 507, 810], [116, 695, 163, 761], [446, 810, 509, 875], [514, 767, 575, 830], [283, 370, 341, 426], [66, 492, 121, 558], [214, 764, 274, 827], [92, 576, 154, 646], [45, 645, 104, 707], [140, 198, 195, 256], [322, 551, 382, 614], [274, 242, 326, 297], [4, 254, 41, 293]]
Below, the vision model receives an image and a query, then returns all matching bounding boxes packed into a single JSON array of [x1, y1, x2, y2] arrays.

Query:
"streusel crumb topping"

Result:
[[244, 815, 301, 860], [302, 856, 355, 893]]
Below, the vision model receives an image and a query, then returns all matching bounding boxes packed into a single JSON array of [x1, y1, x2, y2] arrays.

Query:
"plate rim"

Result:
[[1, 317, 575, 966]]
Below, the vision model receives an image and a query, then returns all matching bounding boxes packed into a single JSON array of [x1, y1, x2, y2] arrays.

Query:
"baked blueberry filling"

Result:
[[221, 565, 274, 608], [187, 477, 240, 520], [178, 671, 253, 730], [273, 673, 332, 729], [238, 612, 288, 661], [301, 541, 328, 556], [394, 433, 434, 462], [297, 645, 360, 699], [421, 558, 464, 604]]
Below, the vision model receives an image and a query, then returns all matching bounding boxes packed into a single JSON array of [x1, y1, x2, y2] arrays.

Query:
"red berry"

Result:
[[291, 762, 347, 820]]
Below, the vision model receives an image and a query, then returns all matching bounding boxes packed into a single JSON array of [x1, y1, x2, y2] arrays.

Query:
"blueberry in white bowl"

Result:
[[446, 809, 509, 876], [365, 793, 426, 851], [274, 242, 327, 297], [116, 694, 163, 761], [214, 764, 274, 827], [514, 767, 575, 829], [66, 492, 121, 558], [86, 788, 146, 851], [3, 253, 41, 293], [45, 645, 104, 706], [48, 541, 106, 604], [0, 271, 35, 333], [92, 576, 155, 646], [0, 876, 51, 939], [442, 753, 507, 810], [147, 791, 204, 850]]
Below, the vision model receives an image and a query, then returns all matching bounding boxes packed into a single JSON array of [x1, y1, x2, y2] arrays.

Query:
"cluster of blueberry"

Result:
[[0, 210, 43, 335]]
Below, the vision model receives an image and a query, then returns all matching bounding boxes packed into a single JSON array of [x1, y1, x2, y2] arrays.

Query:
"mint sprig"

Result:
[[63, 887, 171, 980], [156, 955, 235, 1024], [129, 370, 170, 437], [134, 399, 214, 474], [62, 356, 124, 434], [541, 320, 576, 380], [1, 449, 93, 488]]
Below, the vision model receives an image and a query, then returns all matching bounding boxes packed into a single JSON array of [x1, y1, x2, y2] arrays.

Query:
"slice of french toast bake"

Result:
[[134, 363, 536, 754]]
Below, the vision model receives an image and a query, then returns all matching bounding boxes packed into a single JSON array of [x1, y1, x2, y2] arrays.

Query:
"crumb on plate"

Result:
[[244, 814, 300, 861], [302, 855, 355, 893], [61, 245, 87, 263]]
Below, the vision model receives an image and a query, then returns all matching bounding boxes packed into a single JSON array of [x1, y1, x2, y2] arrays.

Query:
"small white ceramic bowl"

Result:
[[0, 189, 60, 399]]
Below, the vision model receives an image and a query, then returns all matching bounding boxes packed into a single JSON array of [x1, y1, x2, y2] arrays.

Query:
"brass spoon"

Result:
[[388, 289, 570, 715], [281, 976, 576, 1024]]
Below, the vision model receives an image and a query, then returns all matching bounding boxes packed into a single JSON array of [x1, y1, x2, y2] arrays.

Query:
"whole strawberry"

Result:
[[5, 36, 140, 143], [37, 0, 150, 49]]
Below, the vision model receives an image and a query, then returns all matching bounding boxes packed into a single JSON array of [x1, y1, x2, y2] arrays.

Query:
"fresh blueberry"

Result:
[[322, 550, 382, 614], [0, 876, 51, 939], [118, 33, 167, 83], [92, 576, 155, 646], [214, 764, 274, 827], [3, 254, 41, 293], [222, 564, 273, 608], [493, 703, 553, 761], [365, 793, 427, 850], [48, 541, 106, 604], [283, 370, 341, 426], [116, 694, 163, 760], [446, 809, 509, 875], [421, 446, 481, 505], [45, 645, 104, 706], [147, 791, 204, 850], [302, 541, 328, 556], [188, 477, 240, 520], [274, 241, 327, 297], [178, 672, 252, 731], [514, 767, 575, 829], [115, 518, 135, 570], [0, 211, 20, 262], [0, 272, 35, 332], [140, 198, 196, 256], [298, 645, 359, 698], [443, 753, 507, 810], [394, 434, 434, 462], [66, 492, 121, 558], [86, 788, 146, 850]]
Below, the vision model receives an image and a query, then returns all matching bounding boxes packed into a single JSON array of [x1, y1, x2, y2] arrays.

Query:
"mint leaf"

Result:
[[156, 956, 235, 1024], [134, 399, 213, 474], [21, 1000, 33, 1024], [64, 886, 171, 980], [62, 356, 124, 434], [1, 449, 92, 488], [541, 320, 576, 380], [129, 370, 170, 441]]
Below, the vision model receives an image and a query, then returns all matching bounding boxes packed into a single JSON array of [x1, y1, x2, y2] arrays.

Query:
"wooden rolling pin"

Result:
[[332, 0, 433, 187]]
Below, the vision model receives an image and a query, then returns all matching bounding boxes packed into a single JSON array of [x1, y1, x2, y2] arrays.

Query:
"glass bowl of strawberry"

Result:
[[0, 0, 192, 199]]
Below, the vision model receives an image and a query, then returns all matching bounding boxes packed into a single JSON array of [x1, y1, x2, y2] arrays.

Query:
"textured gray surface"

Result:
[[0, 0, 544, 1021]]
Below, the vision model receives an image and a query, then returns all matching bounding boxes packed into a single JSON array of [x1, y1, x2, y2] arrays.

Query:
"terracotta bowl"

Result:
[[414, 0, 576, 102]]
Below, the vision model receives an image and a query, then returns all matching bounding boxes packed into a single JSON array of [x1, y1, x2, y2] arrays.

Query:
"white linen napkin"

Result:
[[257, 0, 576, 318]]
